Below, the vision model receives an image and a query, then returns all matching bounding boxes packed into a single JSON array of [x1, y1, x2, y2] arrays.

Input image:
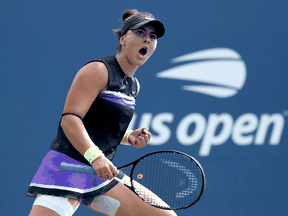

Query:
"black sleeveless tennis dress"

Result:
[[26, 55, 137, 201]]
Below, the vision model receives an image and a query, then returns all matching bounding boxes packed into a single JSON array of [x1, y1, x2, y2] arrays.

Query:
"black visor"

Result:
[[120, 13, 165, 38]]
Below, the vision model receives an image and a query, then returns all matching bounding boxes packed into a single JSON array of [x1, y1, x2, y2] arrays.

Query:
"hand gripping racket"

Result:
[[60, 150, 206, 210]]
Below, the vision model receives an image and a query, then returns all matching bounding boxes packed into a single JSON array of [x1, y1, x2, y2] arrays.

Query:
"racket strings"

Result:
[[131, 152, 204, 209]]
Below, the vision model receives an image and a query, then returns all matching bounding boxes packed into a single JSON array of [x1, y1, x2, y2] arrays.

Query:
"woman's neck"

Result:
[[115, 52, 139, 77]]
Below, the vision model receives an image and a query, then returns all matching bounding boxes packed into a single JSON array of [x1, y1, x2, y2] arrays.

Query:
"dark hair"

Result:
[[113, 9, 139, 53]]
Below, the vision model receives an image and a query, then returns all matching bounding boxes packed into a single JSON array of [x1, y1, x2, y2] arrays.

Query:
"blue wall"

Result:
[[1, 1, 287, 215]]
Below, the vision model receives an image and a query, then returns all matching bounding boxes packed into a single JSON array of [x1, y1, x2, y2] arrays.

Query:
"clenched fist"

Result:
[[128, 127, 152, 148]]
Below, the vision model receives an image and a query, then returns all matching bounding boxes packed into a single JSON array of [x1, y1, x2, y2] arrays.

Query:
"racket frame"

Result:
[[122, 150, 206, 210]]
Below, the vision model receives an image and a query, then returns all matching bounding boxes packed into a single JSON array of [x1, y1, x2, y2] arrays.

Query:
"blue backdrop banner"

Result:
[[1, 1, 287, 216]]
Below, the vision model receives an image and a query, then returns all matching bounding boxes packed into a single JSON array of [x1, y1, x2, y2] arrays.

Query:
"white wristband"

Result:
[[84, 146, 105, 164]]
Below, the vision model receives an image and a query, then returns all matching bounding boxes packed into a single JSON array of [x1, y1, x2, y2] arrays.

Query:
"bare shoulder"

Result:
[[76, 61, 108, 88], [78, 62, 108, 81]]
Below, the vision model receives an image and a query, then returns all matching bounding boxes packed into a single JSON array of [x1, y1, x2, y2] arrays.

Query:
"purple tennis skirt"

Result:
[[26, 150, 124, 203]]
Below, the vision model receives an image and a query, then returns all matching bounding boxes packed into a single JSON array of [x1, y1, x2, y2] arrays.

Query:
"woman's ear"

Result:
[[120, 35, 126, 47]]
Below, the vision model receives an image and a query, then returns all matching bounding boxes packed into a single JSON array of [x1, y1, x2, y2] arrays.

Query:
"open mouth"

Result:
[[139, 47, 148, 56]]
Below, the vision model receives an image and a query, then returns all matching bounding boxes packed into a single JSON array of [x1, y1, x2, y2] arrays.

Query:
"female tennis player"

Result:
[[27, 9, 177, 216]]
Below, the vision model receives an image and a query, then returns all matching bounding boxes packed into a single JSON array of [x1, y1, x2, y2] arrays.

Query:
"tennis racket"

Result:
[[60, 150, 206, 210]]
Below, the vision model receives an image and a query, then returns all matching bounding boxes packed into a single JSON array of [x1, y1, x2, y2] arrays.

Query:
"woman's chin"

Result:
[[137, 55, 149, 66], [125, 54, 149, 67]]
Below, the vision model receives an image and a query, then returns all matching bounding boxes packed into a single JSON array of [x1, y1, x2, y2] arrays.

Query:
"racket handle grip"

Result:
[[60, 162, 96, 175]]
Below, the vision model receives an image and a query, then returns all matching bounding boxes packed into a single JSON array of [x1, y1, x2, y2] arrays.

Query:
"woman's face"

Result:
[[120, 24, 158, 66]]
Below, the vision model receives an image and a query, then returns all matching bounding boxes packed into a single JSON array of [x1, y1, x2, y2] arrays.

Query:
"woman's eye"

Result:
[[150, 34, 157, 40], [137, 30, 145, 36]]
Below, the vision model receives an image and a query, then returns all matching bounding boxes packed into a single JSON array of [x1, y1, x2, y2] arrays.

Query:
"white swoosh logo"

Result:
[[156, 48, 247, 98]]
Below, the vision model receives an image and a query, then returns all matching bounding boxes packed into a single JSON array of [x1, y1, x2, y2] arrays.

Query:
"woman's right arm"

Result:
[[60, 62, 118, 180]]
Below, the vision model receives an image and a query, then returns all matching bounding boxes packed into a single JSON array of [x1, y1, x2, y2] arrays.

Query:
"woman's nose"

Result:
[[143, 34, 151, 44]]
